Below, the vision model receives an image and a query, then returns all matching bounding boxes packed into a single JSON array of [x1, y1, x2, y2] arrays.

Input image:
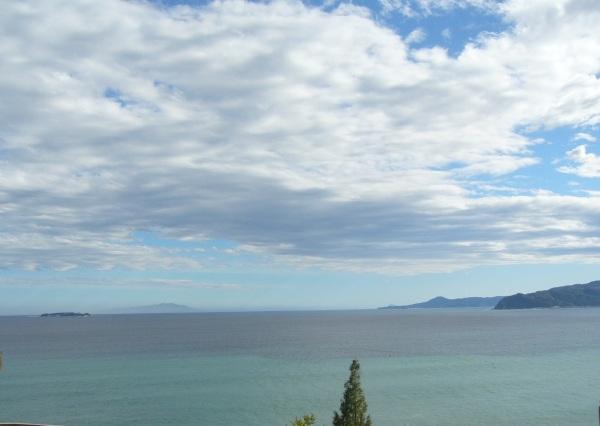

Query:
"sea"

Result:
[[1, 308, 600, 425]]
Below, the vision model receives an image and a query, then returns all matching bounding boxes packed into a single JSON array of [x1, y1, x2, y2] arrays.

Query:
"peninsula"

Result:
[[495, 280, 600, 309], [380, 295, 504, 310]]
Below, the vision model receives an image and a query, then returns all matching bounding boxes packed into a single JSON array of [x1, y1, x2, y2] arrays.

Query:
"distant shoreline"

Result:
[[3, 306, 600, 318]]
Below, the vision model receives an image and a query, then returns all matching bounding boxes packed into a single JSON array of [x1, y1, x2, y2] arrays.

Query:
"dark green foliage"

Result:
[[495, 280, 600, 309], [289, 414, 316, 426], [333, 360, 372, 426]]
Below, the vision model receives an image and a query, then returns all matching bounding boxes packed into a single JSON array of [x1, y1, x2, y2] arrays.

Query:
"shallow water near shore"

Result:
[[1, 309, 600, 425]]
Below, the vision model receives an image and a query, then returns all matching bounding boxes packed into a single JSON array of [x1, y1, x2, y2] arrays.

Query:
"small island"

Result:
[[41, 312, 91, 317], [495, 280, 600, 309]]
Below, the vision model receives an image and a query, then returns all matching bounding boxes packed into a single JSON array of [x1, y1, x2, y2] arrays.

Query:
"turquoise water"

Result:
[[1, 309, 600, 425]]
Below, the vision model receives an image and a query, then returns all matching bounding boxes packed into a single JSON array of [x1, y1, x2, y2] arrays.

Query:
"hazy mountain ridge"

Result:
[[380, 296, 504, 310], [108, 303, 199, 314], [495, 280, 600, 310]]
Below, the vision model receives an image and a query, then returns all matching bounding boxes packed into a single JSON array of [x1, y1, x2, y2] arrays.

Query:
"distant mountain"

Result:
[[109, 303, 199, 314], [380, 295, 504, 310], [495, 280, 600, 310]]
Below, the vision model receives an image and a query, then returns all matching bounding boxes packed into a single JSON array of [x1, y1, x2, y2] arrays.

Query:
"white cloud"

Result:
[[406, 27, 426, 44], [0, 276, 240, 289], [1, 0, 600, 275], [558, 144, 600, 177], [573, 132, 597, 143], [378, 0, 500, 16]]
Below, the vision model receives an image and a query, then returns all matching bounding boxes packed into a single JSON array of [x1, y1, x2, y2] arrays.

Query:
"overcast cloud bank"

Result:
[[1, 0, 600, 276]]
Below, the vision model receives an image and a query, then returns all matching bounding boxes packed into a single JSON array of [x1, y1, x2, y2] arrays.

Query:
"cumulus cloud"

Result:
[[1, 0, 600, 276], [558, 145, 600, 177]]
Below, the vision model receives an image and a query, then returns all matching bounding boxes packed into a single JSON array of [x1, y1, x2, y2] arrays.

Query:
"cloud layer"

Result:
[[1, 0, 600, 275]]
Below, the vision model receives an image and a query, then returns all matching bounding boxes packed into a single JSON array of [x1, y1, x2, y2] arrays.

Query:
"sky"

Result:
[[2, 0, 600, 314]]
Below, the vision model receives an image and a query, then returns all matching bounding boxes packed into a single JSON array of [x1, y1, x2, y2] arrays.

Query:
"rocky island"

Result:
[[495, 280, 600, 309], [40, 312, 91, 317]]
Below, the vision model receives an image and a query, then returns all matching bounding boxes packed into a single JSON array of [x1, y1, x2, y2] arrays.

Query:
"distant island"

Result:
[[41, 312, 91, 317], [108, 303, 198, 314], [379, 295, 504, 310], [495, 280, 600, 310]]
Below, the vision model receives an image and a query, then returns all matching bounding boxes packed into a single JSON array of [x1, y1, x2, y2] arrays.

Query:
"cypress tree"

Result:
[[289, 414, 316, 426], [333, 360, 372, 426]]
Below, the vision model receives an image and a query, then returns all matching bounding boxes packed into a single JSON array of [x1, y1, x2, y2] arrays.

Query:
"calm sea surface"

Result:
[[1, 309, 600, 425]]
